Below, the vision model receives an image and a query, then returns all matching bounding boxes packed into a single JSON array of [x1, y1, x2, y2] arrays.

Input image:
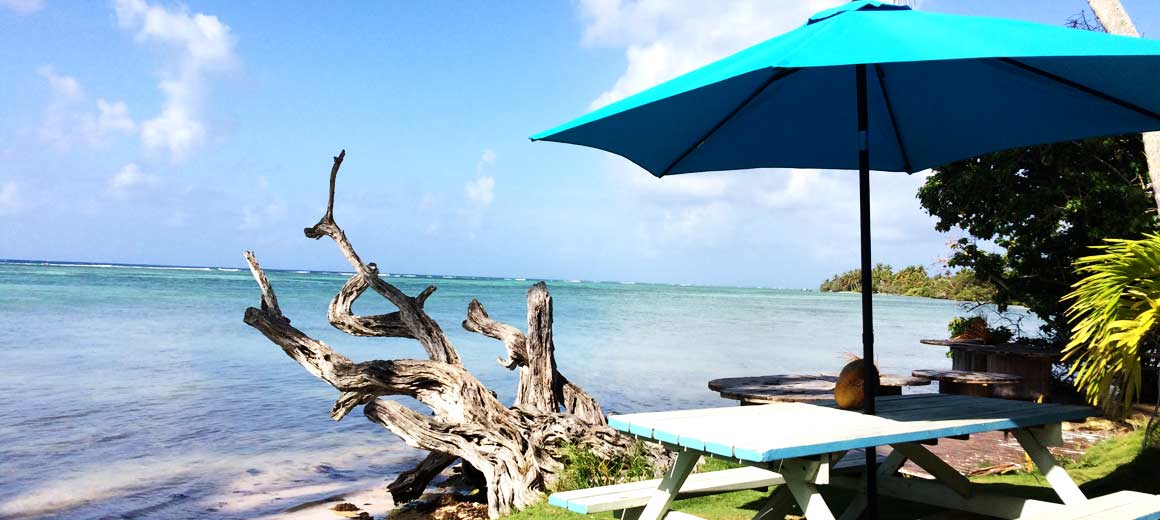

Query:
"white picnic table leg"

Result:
[[837, 450, 907, 520], [891, 442, 972, 497], [752, 486, 794, 520], [780, 460, 836, 520], [637, 450, 700, 520], [1013, 427, 1087, 506]]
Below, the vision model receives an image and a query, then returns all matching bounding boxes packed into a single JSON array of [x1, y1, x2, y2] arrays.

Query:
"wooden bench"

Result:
[[912, 369, 1022, 398], [1020, 490, 1160, 519], [548, 451, 874, 517], [921, 339, 1061, 400]]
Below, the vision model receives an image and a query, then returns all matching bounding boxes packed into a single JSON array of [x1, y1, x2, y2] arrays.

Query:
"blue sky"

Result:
[[2, 0, 1159, 288]]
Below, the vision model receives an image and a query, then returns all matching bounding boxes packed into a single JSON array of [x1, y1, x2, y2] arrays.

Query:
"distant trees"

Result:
[[819, 263, 995, 302]]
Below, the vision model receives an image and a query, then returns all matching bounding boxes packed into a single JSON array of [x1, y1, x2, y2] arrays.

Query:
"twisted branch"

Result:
[[463, 282, 605, 424], [243, 151, 631, 517], [303, 150, 460, 365]]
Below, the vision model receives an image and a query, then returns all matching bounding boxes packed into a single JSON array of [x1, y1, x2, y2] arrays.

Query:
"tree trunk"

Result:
[[1087, 0, 1160, 213], [242, 151, 642, 518]]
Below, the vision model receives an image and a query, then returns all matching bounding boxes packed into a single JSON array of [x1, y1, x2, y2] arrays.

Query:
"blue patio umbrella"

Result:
[[531, 1, 1160, 514]]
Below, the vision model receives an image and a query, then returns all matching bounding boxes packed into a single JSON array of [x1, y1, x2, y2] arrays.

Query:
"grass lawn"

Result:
[[506, 429, 1159, 520]]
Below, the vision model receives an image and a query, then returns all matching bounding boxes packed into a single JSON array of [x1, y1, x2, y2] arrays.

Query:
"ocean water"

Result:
[[0, 260, 1035, 519]]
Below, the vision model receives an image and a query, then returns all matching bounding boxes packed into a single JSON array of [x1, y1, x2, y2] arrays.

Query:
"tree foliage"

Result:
[[1064, 234, 1160, 415], [819, 263, 995, 302], [917, 135, 1158, 342]]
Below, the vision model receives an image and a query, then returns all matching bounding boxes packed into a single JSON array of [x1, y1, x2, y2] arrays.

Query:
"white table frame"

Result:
[[607, 395, 1094, 520]]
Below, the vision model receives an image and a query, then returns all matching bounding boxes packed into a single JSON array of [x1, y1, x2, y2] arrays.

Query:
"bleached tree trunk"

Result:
[[1087, 0, 1160, 213], [242, 151, 650, 518]]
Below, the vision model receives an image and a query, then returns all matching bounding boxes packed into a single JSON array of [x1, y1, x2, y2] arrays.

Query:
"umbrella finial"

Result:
[[809, 1, 910, 25]]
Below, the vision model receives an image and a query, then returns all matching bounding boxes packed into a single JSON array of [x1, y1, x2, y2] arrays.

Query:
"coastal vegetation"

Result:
[[818, 263, 995, 302], [947, 316, 1014, 345]]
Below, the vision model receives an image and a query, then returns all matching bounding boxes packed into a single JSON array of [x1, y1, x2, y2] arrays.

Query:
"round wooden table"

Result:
[[911, 369, 1023, 398], [920, 339, 1061, 401], [709, 373, 931, 404]]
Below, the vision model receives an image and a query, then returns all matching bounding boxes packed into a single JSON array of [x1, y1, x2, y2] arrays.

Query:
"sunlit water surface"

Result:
[[0, 261, 1037, 519]]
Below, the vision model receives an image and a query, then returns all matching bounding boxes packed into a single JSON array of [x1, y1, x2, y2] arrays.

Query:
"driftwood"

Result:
[[242, 151, 641, 518]]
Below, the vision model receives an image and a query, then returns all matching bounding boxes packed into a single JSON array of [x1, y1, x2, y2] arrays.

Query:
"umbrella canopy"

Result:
[[532, 1, 1160, 176], [532, 1, 1160, 515]]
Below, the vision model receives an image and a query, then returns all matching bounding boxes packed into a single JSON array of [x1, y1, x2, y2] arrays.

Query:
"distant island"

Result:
[[819, 263, 995, 302]]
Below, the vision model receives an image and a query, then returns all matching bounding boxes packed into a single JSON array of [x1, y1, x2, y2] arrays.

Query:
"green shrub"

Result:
[[947, 316, 1015, 344], [553, 442, 655, 492], [1063, 234, 1160, 416]]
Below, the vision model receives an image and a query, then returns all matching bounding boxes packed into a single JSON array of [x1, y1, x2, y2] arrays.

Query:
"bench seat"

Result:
[[1021, 490, 1160, 520], [548, 451, 876, 515], [548, 466, 784, 514]]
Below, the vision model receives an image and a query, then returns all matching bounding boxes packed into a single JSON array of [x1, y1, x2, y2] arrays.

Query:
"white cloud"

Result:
[[465, 176, 495, 207], [108, 163, 157, 195], [113, 0, 237, 162], [465, 149, 497, 207], [38, 66, 82, 100], [579, 0, 842, 108], [96, 99, 136, 134], [0, 181, 24, 216], [0, 0, 42, 14], [623, 170, 732, 201], [479, 149, 497, 170], [36, 66, 137, 149]]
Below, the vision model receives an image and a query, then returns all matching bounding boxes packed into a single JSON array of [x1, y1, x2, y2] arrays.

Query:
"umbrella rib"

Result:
[[873, 64, 913, 173], [661, 67, 802, 176], [998, 57, 1160, 124]]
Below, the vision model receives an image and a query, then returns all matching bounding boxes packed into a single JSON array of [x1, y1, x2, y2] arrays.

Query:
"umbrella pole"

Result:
[[856, 62, 879, 519]]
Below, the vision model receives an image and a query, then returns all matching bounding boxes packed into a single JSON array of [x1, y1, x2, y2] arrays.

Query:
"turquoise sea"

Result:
[[0, 260, 1036, 519]]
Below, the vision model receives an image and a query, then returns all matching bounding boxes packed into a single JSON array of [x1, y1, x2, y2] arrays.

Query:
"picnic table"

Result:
[[708, 373, 930, 404], [576, 394, 1097, 520], [921, 339, 1061, 400]]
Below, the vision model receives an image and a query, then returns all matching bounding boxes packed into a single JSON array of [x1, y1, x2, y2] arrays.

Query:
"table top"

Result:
[[608, 394, 1094, 463], [709, 373, 930, 402], [920, 339, 1063, 359]]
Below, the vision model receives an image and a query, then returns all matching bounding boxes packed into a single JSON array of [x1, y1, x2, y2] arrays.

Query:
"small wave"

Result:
[[514, 278, 526, 281], [294, 271, 310, 274], [37, 263, 213, 272], [402, 274, 416, 278], [567, 280, 581, 283], [217, 268, 241, 272], [619, 281, 637, 285]]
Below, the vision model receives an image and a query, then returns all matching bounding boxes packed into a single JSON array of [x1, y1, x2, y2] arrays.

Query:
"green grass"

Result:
[[972, 428, 1160, 498], [554, 442, 657, 492], [508, 430, 1160, 520]]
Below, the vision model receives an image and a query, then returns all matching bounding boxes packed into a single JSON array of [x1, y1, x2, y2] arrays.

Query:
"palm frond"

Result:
[[1063, 234, 1160, 415]]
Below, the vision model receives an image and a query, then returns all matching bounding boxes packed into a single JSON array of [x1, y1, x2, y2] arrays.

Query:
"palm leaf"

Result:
[[1063, 233, 1160, 415]]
